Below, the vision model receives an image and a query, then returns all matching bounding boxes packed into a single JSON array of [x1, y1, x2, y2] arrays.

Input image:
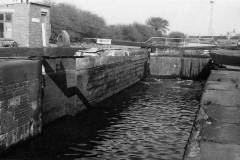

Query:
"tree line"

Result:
[[47, 1, 184, 43]]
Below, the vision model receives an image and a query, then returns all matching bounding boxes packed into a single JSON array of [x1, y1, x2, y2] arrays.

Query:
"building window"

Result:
[[5, 13, 12, 22], [41, 12, 47, 16], [0, 14, 4, 21], [0, 13, 13, 38]]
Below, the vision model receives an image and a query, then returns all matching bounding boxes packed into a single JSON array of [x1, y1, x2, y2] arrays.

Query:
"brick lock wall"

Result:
[[0, 59, 41, 149], [42, 58, 82, 124], [0, 48, 147, 150], [76, 54, 147, 104], [42, 50, 148, 124]]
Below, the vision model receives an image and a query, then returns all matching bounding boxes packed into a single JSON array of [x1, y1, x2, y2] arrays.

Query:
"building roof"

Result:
[[30, 2, 50, 8], [0, 2, 50, 8]]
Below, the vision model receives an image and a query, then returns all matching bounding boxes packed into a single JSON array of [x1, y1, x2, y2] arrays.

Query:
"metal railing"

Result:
[[145, 37, 217, 47]]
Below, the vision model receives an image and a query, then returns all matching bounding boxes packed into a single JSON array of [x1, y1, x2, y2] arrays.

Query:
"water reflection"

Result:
[[1, 79, 202, 160]]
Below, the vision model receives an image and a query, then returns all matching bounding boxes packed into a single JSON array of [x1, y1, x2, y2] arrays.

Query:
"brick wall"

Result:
[[42, 49, 148, 124], [42, 58, 82, 124], [29, 4, 50, 47], [76, 54, 147, 104], [0, 48, 148, 150], [0, 4, 30, 47], [0, 59, 41, 149], [0, 3, 51, 47]]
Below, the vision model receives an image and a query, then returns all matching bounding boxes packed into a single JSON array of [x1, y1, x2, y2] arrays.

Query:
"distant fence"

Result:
[[82, 38, 146, 47], [145, 36, 240, 48], [145, 37, 217, 47], [81, 37, 240, 49], [83, 37, 217, 48]]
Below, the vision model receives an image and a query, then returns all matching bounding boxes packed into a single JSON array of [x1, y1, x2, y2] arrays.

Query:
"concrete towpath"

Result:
[[184, 68, 240, 160]]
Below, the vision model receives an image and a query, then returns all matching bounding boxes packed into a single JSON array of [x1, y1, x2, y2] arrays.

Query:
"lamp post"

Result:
[[208, 0, 214, 37]]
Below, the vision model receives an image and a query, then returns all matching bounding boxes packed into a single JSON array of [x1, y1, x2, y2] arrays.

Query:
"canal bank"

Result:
[[183, 68, 240, 160], [210, 49, 240, 66]]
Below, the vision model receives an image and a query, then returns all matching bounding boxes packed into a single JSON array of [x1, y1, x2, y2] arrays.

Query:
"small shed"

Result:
[[0, 1, 51, 47]]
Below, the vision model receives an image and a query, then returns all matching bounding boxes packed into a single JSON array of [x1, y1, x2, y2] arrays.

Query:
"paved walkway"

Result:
[[184, 68, 240, 160]]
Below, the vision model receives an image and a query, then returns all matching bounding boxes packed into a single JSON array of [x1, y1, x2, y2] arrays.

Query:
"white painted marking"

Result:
[[9, 96, 21, 107], [32, 18, 40, 23], [42, 65, 46, 75], [42, 23, 46, 47], [0, 9, 15, 13], [97, 39, 112, 45], [31, 101, 37, 110], [0, 101, 2, 112]]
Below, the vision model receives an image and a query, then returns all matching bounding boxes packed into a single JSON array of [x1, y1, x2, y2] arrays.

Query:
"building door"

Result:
[[0, 23, 4, 38], [41, 12, 47, 47], [0, 13, 4, 38]]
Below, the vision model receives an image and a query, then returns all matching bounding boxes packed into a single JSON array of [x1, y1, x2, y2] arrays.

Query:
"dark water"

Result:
[[2, 79, 202, 160]]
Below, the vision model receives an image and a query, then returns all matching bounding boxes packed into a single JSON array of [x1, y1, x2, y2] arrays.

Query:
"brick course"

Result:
[[29, 4, 51, 47], [42, 50, 148, 124], [0, 59, 41, 149]]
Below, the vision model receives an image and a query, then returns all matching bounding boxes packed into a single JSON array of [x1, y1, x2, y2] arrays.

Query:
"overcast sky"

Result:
[[34, 0, 240, 36]]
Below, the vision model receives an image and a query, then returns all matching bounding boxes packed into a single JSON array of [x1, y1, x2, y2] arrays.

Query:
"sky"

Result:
[[32, 0, 240, 35]]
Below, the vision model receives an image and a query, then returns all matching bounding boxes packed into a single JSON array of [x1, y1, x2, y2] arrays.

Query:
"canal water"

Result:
[[2, 79, 203, 160]]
